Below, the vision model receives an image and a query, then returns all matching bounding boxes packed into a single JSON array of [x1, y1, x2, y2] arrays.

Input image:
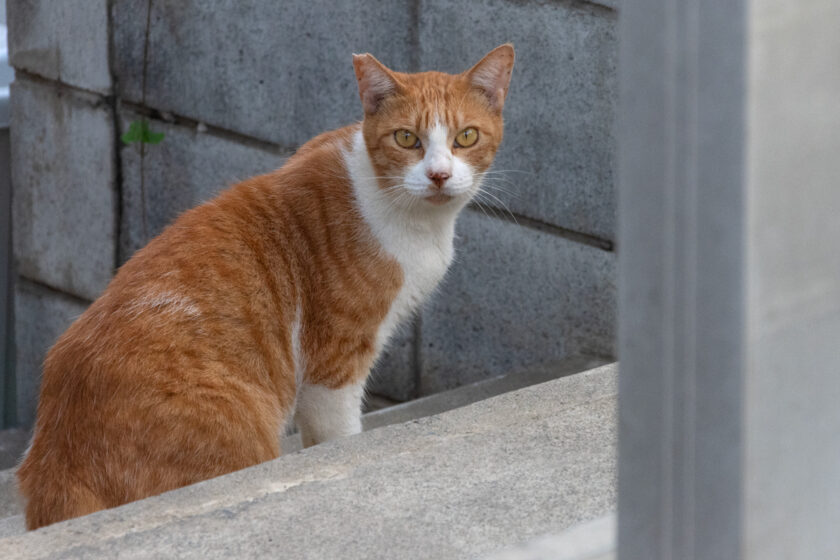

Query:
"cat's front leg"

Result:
[[293, 380, 365, 447]]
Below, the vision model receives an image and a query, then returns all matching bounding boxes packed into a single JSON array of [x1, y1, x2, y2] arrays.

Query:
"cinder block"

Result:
[[118, 109, 293, 260], [367, 318, 417, 403], [112, 1, 414, 147], [13, 280, 90, 428], [11, 78, 116, 301], [419, 210, 616, 395], [419, 0, 618, 241], [7, 0, 111, 93]]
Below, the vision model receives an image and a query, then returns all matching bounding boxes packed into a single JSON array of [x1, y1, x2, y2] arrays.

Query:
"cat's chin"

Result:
[[425, 193, 453, 206]]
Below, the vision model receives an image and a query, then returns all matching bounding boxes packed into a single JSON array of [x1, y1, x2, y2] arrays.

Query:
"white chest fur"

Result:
[[344, 129, 459, 355]]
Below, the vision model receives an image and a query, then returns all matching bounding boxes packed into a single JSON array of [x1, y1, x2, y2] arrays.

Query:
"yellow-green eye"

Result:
[[395, 130, 420, 148], [454, 127, 479, 148]]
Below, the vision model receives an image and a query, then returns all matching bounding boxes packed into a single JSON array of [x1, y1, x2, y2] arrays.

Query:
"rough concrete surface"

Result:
[[0, 512, 24, 539], [419, 0, 618, 241], [11, 78, 116, 301], [365, 355, 608, 431], [112, 0, 414, 147], [0, 364, 618, 559], [0, 464, 22, 519], [484, 513, 615, 560], [0, 428, 27, 471], [0, 431, 26, 537], [420, 210, 615, 395], [264, 356, 607, 456], [0, 358, 604, 522], [12, 280, 90, 427], [7, 0, 111, 93]]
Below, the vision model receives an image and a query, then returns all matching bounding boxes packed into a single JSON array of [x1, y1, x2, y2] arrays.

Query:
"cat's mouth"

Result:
[[425, 192, 453, 205]]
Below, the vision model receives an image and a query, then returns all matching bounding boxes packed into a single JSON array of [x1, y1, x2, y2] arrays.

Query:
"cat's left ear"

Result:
[[465, 44, 515, 113], [353, 53, 401, 115]]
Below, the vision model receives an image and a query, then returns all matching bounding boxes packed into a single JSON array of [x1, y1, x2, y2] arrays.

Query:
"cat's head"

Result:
[[353, 44, 514, 211]]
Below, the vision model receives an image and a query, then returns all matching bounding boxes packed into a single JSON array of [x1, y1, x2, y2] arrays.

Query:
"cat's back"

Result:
[[87, 122, 365, 326], [127, 122, 362, 265]]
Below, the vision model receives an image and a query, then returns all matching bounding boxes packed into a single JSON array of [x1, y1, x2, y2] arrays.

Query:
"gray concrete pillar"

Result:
[[617, 0, 840, 558]]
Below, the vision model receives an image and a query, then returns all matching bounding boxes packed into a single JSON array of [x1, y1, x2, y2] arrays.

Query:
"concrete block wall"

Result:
[[6, 0, 617, 424]]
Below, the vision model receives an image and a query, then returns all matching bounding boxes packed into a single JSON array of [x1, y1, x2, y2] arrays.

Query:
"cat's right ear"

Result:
[[465, 43, 515, 113], [353, 54, 400, 115]]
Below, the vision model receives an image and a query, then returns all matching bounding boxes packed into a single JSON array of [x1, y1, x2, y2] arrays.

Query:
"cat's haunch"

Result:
[[18, 44, 514, 530]]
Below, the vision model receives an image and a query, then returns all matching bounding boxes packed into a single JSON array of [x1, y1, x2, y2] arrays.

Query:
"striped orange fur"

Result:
[[17, 44, 514, 530]]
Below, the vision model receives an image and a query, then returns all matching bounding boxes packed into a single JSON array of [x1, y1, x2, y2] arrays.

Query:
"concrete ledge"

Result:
[[364, 355, 608, 431], [0, 468, 22, 519], [484, 513, 616, 560], [0, 363, 617, 559], [0, 429, 27, 471], [0, 357, 606, 518], [0, 512, 23, 539], [279, 355, 609, 454]]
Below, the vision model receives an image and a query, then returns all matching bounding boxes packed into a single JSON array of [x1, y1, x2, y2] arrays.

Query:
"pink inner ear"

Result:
[[467, 46, 514, 112], [471, 74, 509, 112], [354, 55, 397, 114], [489, 87, 506, 111], [361, 74, 394, 114], [472, 67, 502, 92]]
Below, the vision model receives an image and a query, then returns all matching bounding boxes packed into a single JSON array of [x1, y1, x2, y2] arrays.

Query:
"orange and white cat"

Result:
[[17, 44, 515, 529]]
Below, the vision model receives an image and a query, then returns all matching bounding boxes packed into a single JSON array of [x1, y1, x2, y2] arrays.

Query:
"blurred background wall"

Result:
[[4, 0, 617, 427]]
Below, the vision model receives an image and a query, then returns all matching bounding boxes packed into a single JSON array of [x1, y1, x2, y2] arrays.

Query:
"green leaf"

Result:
[[144, 130, 165, 144], [121, 119, 165, 145], [120, 121, 143, 144]]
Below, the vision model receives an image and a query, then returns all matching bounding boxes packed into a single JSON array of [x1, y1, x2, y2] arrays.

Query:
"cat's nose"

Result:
[[426, 170, 451, 189]]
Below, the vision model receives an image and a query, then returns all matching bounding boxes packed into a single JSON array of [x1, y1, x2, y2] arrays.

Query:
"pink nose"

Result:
[[426, 171, 450, 188]]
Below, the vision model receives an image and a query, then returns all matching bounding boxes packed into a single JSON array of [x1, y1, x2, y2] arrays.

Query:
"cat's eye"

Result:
[[454, 127, 479, 148], [395, 130, 421, 149]]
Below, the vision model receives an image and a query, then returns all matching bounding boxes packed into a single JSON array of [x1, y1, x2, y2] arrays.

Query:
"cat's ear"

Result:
[[465, 44, 515, 113], [353, 53, 401, 115]]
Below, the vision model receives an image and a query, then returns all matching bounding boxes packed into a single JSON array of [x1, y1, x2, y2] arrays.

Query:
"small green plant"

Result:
[[121, 119, 165, 145]]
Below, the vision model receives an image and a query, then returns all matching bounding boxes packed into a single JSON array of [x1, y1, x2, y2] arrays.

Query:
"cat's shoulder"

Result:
[[287, 123, 360, 163]]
